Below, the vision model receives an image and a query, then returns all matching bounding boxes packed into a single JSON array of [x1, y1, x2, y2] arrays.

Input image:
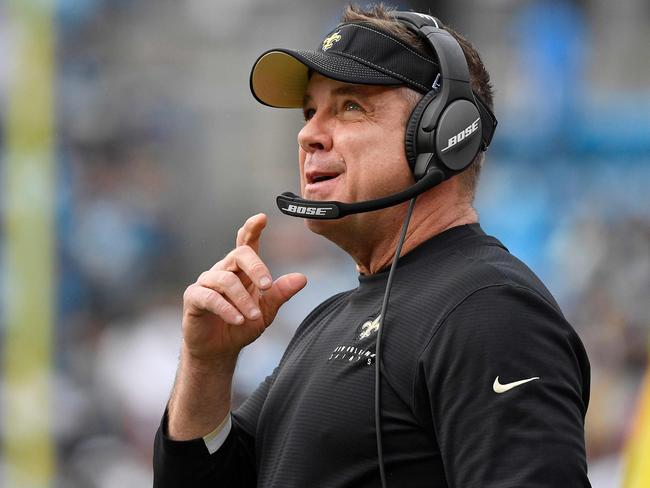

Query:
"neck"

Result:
[[305, 180, 478, 275], [352, 183, 478, 274]]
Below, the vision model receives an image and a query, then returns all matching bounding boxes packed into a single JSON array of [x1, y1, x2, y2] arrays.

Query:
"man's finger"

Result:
[[184, 283, 245, 325], [224, 245, 273, 290], [197, 270, 262, 321], [210, 244, 272, 291], [236, 213, 267, 253], [260, 273, 307, 321]]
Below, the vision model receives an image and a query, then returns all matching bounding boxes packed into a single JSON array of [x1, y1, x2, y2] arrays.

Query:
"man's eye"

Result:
[[343, 101, 362, 112], [303, 108, 316, 121]]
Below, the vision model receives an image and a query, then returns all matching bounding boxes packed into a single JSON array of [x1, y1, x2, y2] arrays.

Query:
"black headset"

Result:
[[397, 11, 497, 182], [276, 12, 497, 220]]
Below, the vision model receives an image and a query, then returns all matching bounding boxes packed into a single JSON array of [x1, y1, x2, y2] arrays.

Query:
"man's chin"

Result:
[[304, 215, 352, 239], [305, 217, 334, 235]]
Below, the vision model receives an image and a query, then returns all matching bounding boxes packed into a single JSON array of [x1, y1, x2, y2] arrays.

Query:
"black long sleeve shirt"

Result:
[[154, 224, 591, 487]]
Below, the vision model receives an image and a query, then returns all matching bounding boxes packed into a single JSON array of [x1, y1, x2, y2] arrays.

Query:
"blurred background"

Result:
[[0, 0, 648, 486]]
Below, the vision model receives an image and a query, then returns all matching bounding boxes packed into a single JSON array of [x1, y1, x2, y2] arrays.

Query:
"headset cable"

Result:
[[375, 195, 418, 488]]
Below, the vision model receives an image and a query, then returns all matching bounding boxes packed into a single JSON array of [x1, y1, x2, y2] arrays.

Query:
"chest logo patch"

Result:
[[327, 315, 381, 366], [358, 315, 381, 340]]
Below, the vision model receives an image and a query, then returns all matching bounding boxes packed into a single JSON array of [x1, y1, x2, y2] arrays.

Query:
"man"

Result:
[[154, 5, 591, 487]]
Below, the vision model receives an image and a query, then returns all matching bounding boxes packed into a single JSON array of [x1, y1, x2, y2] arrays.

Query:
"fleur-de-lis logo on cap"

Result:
[[322, 31, 342, 51]]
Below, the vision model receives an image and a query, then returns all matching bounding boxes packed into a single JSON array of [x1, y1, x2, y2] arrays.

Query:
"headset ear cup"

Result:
[[404, 90, 438, 173]]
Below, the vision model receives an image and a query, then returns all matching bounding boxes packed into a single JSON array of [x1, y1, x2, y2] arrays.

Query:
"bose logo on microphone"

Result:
[[441, 118, 480, 154], [283, 204, 330, 216]]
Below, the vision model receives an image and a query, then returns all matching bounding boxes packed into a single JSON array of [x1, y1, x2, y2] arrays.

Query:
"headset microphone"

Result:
[[276, 167, 445, 219]]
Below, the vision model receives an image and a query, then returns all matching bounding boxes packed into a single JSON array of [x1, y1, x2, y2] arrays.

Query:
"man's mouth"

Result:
[[313, 175, 334, 182], [307, 171, 340, 184], [305, 171, 342, 194]]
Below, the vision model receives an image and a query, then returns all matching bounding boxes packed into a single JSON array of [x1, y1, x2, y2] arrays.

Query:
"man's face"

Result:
[[298, 74, 415, 237]]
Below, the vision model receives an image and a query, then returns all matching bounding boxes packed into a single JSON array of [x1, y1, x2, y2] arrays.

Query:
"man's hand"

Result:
[[168, 214, 306, 441], [182, 213, 307, 364]]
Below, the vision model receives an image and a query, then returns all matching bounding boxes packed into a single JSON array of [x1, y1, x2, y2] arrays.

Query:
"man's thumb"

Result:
[[261, 273, 307, 318]]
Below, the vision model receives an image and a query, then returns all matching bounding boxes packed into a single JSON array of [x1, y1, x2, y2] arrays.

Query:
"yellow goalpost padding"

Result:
[[3, 1, 56, 486]]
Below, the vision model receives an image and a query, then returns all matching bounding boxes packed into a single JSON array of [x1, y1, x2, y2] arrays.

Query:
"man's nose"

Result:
[[297, 113, 333, 153]]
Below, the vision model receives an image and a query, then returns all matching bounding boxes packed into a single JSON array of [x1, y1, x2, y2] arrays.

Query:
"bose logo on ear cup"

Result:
[[441, 117, 480, 154]]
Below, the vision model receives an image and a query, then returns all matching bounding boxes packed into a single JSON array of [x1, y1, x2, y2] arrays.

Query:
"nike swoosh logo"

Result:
[[493, 376, 540, 394]]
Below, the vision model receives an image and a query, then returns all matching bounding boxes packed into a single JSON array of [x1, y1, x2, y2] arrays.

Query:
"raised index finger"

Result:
[[236, 213, 267, 253]]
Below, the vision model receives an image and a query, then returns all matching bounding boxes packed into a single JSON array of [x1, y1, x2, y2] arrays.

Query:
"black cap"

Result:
[[250, 22, 439, 108]]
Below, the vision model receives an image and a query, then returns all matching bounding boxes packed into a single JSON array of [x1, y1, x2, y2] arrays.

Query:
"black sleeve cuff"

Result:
[[153, 409, 257, 488]]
